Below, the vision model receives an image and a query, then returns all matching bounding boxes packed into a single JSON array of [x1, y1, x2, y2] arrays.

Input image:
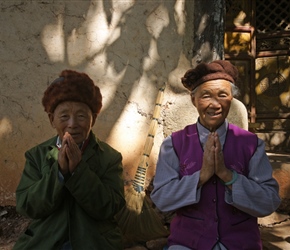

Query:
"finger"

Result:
[[66, 141, 81, 160], [58, 145, 69, 174], [65, 146, 73, 159], [58, 143, 67, 156], [204, 133, 214, 151], [66, 146, 81, 172], [214, 147, 225, 175], [215, 149, 223, 164], [64, 133, 73, 146], [214, 133, 221, 149], [67, 135, 80, 151], [62, 138, 68, 147], [63, 131, 70, 140]]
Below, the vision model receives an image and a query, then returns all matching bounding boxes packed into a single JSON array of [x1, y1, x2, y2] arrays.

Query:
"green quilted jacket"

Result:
[[13, 132, 125, 250]]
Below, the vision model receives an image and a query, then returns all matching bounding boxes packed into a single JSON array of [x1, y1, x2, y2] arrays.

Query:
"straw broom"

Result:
[[116, 83, 169, 244]]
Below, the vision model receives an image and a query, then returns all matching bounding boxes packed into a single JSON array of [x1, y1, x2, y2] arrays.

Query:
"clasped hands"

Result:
[[58, 132, 82, 176], [198, 132, 233, 187]]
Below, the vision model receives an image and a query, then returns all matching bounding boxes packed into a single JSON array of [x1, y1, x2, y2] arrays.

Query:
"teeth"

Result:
[[208, 112, 220, 116]]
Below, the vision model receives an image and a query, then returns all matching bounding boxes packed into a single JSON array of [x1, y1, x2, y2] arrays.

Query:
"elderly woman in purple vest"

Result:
[[150, 60, 280, 250]]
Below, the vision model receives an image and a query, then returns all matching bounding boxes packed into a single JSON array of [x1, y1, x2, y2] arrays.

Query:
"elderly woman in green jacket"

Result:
[[13, 70, 125, 250]]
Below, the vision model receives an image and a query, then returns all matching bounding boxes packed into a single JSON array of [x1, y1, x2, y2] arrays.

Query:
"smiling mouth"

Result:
[[207, 112, 222, 117]]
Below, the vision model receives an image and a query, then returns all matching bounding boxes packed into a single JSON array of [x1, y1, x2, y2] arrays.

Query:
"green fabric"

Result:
[[13, 132, 125, 250]]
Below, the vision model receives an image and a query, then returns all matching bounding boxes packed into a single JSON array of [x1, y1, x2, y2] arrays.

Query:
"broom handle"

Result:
[[133, 83, 165, 192]]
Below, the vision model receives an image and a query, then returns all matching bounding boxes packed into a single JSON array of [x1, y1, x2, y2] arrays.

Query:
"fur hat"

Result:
[[181, 60, 239, 91], [42, 70, 102, 114]]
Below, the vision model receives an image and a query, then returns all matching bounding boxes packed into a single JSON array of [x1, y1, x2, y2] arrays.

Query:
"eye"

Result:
[[202, 94, 210, 99], [219, 93, 229, 98], [77, 114, 86, 120], [58, 117, 68, 122], [60, 114, 69, 120]]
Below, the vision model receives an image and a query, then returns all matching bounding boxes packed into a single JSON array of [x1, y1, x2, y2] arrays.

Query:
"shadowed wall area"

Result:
[[0, 0, 225, 205], [0, 0, 193, 205]]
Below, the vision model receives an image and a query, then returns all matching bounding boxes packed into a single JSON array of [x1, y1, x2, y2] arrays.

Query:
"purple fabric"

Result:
[[169, 123, 262, 250]]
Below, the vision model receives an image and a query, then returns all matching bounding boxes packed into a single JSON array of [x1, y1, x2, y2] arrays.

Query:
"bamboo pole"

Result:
[[133, 83, 166, 192]]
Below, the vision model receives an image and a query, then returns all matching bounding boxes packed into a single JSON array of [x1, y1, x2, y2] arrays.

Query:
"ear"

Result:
[[191, 94, 197, 107], [91, 113, 97, 127], [48, 113, 55, 128]]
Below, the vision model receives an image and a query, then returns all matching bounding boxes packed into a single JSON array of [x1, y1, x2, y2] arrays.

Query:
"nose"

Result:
[[209, 98, 221, 107], [67, 116, 78, 128]]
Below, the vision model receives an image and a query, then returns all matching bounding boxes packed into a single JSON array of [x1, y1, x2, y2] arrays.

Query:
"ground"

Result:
[[1, 206, 290, 250], [0, 206, 30, 250]]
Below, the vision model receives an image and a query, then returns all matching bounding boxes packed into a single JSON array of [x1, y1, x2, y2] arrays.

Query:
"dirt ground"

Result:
[[0, 206, 30, 250], [1, 206, 290, 250]]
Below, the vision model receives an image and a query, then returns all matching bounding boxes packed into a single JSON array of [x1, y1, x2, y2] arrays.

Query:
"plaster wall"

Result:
[[0, 0, 195, 205], [0, 1, 246, 205]]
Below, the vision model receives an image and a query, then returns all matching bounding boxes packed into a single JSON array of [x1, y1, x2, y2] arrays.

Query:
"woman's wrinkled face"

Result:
[[191, 79, 233, 131], [48, 101, 96, 144]]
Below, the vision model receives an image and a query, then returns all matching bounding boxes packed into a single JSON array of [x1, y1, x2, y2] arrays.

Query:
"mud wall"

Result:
[[0, 0, 228, 205]]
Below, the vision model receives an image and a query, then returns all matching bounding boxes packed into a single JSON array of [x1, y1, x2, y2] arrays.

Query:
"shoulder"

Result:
[[228, 123, 257, 137], [25, 136, 57, 154], [91, 133, 122, 159], [228, 124, 258, 152], [172, 123, 197, 137], [98, 140, 121, 154]]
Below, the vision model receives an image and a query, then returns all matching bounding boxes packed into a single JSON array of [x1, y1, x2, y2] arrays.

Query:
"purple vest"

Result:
[[169, 123, 262, 250]]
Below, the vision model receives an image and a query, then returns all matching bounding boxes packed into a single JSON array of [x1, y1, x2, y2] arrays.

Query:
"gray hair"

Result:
[[191, 82, 240, 97]]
